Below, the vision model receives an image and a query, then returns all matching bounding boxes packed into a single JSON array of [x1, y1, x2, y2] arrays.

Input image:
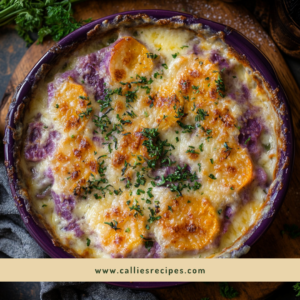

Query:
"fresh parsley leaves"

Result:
[[1, 1, 92, 45], [281, 224, 300, 239], [104, 220, 121, 231], [219, 283, 239, 299], [195, 109, 209, 122]]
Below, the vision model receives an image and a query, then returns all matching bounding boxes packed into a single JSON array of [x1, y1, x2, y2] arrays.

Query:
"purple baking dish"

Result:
[[3, 9, 294, 288]]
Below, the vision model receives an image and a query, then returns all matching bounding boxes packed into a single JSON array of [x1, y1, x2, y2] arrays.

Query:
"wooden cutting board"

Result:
[[2, 0, 300, 299]]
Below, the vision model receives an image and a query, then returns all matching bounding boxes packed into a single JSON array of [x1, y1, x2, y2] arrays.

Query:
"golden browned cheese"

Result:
[[158, 196, 220, 251], [19, 24, 280, 259], [49, 78, 91, 132], [109, 36, 153, 82], [90, 196, 148, 256], [51, 135, 98, 193]]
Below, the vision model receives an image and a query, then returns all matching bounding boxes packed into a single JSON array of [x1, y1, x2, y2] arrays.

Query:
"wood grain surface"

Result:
[[2, 0, 300, 299]]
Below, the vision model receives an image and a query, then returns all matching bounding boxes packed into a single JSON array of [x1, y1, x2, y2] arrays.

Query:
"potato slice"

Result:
[[50, 77, 91, 133], [51, 135, 98, 194], [109, 36, 153, 82], [96, 198, 147, 256], [157, 196, 220, 251], [111, 128, 148, 170], [212, 144, 253, 192], [172, 56, 223, 111]]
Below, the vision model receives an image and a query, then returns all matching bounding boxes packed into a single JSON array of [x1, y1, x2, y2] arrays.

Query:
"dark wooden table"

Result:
[[0, 0, 300, 299]]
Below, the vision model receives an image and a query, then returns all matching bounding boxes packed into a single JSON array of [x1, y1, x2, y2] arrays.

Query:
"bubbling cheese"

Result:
[[19, 21, 280, 258]]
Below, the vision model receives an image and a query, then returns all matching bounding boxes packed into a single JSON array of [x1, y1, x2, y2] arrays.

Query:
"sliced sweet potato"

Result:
[[109, 36, 153, 83], [90, 197, 148, 256], [157, 196, 220, 251], [151, 93, 184, 130], [212, 144, 253, 192], [51, 135, 98, 194], [111, 129, 148, 171], [51, 77, 91, 133], [171, 56, 223, 112]]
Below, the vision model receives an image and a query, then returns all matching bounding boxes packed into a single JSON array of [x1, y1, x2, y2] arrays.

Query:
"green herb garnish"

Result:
[[219, 283, 239, 299], [104, 220, 121, 231]]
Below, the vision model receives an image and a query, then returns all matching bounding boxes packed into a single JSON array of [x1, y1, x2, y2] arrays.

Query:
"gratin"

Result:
[[13, 15, 286, 258]]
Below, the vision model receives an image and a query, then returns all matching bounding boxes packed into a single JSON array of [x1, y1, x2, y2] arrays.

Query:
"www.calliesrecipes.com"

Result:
[[95, 267, 205, 275]]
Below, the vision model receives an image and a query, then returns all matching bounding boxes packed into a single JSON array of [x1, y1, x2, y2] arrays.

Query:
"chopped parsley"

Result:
[[104, 220, 121, 231], [86, 238, 91, 246], [136, 189, 145, 195], [199, 143, 204, 152], [149, 96, 154, 108], [141, 85, 151, 94], [293, 283, 300, 297], [192, 85, 200, 94], [186, 146, 199, 155], [157, 165, 200, 196], [154, 70, 164, 79], [215, 73, 226, 98], [195, 108, 209, 122], [125, 89, 138, 107], [224, 142, 232, 152], [55, 104, 59, 108], [162, 63, 168, 69], [129, 199, 144, 217], [140, 235, 154, 252], [180, 45, 189, 49], [244, 137, 251, 144], [141, 127, 174, 169], [209, 174, 217, 180], [135, 172, 146, 188], [218, 209, 222, 215], [219, 283, 239, 299], [177, 121, 195, 133], [263, 143, 271, 151], [79, 107, 92, 119], [125, 228, 130, 233], [210, 158, 214, 164], [148, 207, 161, 223], [174, 104, 184, 119], [147, 188, 154, 198], [168, 206, 173, 212], [198, 163, 201, 172], [98, 87, 121, 111], [146, 53, 158, 59], [75, 158, 114, 199], [172, 52, 179, 58]]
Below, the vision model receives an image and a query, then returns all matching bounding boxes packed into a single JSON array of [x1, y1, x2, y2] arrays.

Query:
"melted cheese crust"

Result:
[[19, 24, 280, 258]]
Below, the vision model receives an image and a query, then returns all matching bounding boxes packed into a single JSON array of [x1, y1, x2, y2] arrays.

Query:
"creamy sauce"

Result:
[[19, 24, 279, 258]]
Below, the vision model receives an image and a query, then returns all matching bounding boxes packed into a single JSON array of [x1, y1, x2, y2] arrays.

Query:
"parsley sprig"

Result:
[[104, 220, 121, 231], [0, 1, 92, 45], [141, 127, 174, 169], [157, 165, 200, 196], [219, 283, 239, 299]]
